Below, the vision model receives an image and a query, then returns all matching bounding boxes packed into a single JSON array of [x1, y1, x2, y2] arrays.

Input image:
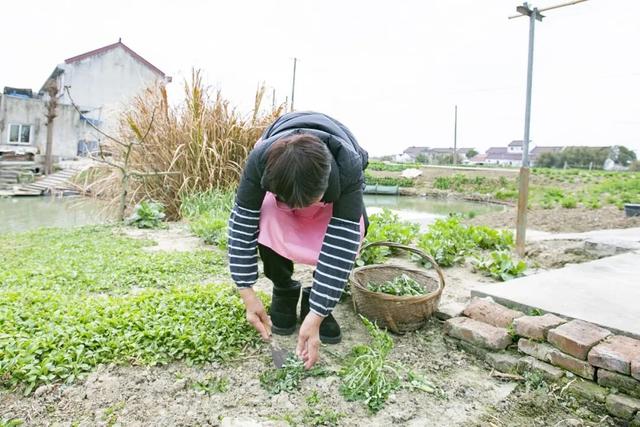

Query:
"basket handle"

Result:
[[359, 241, 446, 291]]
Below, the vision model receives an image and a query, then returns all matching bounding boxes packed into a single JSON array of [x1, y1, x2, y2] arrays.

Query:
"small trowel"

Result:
[[270, 335, 289, 368]]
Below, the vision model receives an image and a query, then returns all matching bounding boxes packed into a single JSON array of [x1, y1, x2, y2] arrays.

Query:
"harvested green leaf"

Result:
[[367, 274, 425, 296]]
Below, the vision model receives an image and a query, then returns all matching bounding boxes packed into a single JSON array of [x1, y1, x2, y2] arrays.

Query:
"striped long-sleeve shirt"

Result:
[[228, 111, 368, 317]]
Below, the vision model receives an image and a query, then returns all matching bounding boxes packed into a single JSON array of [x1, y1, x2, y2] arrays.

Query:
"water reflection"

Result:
[[364, 195, 504, 229], [0, 196, 114, 234]]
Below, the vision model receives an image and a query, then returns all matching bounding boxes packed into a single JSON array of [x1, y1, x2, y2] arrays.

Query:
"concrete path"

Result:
[[527, 227, 640, 251], [472, 250, 640, 339]]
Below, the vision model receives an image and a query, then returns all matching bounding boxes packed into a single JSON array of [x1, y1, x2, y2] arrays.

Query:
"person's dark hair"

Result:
[[264, 133, 331, 208]]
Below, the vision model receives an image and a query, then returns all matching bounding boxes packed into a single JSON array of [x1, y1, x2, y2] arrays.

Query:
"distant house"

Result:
[[484, 147, 523, 166], [0, 39, 170, 160], [402, 146, 430, 160]]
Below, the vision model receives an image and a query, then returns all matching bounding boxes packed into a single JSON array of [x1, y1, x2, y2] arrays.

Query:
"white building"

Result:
[[0, 39, 170, 160]]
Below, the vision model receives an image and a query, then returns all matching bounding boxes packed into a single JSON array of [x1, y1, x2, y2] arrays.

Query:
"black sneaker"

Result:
[[300, 287, 342, 344]]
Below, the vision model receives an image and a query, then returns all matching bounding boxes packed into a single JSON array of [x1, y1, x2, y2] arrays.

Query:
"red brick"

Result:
[[549, 350, 595, 380], [632, 357, 640, 381], [589, 336, 640, 375], [597, 369, 640, 399], [513, 314, 566, 341], [444, 317, 512, 351], [547, 320, 611, 360], [518, 338, 557, 362], [463, 298, 524, 328]]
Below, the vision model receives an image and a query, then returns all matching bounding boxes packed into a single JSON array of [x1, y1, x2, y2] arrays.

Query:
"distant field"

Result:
[[366, 162, 640, 210]]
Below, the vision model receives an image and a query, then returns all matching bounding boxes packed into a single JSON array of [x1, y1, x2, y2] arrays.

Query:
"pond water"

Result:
[[363, 195, 505, 229], [0, 197, 114, 234], [0, 195, 504, 234]]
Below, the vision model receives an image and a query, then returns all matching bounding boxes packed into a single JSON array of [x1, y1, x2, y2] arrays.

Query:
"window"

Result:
[[8, 124, 31, 144]]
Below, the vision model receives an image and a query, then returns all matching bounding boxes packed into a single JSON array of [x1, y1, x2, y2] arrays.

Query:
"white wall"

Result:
[[0, 94, 95, 159], [57, 46, 165, 135]]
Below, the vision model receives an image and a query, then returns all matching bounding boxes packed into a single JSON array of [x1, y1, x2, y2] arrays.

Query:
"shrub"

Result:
[[126, 200, 166, 228], [364, 172, 414, 187], [181, 190, 234, 247]]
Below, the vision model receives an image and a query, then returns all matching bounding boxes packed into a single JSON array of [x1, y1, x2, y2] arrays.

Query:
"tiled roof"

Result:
[[65, 40, 166, 77]]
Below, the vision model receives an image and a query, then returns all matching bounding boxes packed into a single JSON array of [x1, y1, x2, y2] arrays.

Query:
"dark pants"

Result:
[[258, 244, 296, 289]]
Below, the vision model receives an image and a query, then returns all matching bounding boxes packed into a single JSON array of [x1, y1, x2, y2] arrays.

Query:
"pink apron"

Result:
[[257, 192, 365, 266]]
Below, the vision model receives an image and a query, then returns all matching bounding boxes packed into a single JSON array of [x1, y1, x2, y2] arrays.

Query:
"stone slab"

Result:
[[606, 393, 640, 421], [435, 301, 466, 321], [485, 352, 520, 374], [597, 369, 640, 399], [633, 358, 640, 381], [463, 298, 524, 328], [548, 350, 596, 380], [471, 251, 640, 340], [517, 356, 565, 382], [518, 338, 557, 362], [513, 314, 566, 341], [444, 317, 512, 351], [547, 320, 611, 360], [589, 335, 640, 375], [565, 380, 609, 404]]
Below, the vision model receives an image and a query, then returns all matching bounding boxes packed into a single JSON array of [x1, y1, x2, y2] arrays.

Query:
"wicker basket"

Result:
[[350, 242, 446, 333]]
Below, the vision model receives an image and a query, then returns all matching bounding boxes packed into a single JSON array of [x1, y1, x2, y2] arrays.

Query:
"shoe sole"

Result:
[[272, 325, 296, 336], [320, 333, 342, 344]]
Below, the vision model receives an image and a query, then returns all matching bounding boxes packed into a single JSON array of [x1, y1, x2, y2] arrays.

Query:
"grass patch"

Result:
[[180, 190, 235, 247], [0, 226, 224, 293], [0, 226, 262, 395], [364, 172, 414, 187]]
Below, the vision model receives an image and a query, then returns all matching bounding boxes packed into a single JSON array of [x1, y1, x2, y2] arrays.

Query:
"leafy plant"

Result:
[[0, 226, 261, 394], [367, 273, 425, 296], [472, 250, 527, 281], [358, 209, 420, 265], [364, 172, 414, 187], [192, 374, 229, 394], [260, 356, 328, 395], [340, 317, 402, 412], [125, 200, 166, 228]]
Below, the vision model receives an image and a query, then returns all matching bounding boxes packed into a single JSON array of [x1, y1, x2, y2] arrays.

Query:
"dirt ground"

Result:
[[0, 313, 612, 427], [467, 205, 640, 233], [0, 226, 625, 427]]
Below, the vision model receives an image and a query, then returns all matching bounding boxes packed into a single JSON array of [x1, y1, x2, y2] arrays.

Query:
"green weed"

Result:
[[260, 356, 329, 395], [358, 209, 420, 265], [192, 374, 229, 394], [472, 250, 527, 281]]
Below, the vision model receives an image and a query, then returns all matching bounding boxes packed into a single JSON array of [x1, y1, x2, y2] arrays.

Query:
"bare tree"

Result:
[[64, 86, 178, 221]]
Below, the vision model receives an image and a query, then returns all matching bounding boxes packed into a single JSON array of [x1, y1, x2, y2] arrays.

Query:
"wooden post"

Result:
[[44, 82, 58, 175], [515, 166, 530, 256]]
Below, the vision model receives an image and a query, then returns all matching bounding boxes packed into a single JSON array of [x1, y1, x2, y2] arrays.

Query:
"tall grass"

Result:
[[180, 190, 235, 247], [83, 70, 284, 219]]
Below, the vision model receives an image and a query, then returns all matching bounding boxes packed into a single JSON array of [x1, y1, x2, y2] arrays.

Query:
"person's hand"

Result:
[[296, 312, 323, 369], [238, 288, 271, 340]]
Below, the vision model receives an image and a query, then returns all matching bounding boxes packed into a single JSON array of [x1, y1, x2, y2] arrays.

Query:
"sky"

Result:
[[2, 0, 639, 156]]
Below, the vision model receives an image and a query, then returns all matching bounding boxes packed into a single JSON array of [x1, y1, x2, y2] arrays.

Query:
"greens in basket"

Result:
[[366, 273, 425, 296]]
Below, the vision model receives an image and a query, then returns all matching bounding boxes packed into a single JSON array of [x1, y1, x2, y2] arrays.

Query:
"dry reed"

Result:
[[80, 69, 284, 219]]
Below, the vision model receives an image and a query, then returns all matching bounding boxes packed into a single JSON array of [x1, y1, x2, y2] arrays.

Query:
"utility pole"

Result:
[[272, 87, 276, 109], [290, 57, 298, 112], [510, 0, 587, 256], [453, 105, 458, 165]]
